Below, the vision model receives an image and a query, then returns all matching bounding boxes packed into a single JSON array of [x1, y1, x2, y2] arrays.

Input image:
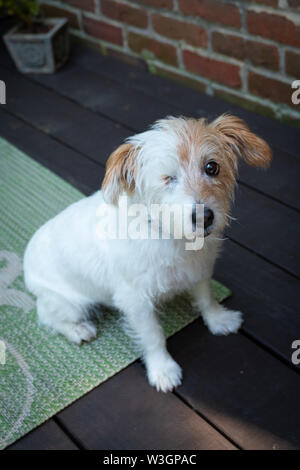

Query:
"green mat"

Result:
[[0, 137, 231, 449]]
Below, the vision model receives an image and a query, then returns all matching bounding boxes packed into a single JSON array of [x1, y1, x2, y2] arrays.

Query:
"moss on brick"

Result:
[[105, 47, 147, 69], [213, 89, 277, 120], [280, 113, 300, 130], [71, 34, 107, 55], [71, 34, 147, 69], [153, 65, 207, 93]]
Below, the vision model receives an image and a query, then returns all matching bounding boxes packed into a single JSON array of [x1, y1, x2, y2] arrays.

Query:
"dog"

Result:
[[24, 114, 272, 392]]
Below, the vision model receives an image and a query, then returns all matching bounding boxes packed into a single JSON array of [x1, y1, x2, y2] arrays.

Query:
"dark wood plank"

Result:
[[71, 45, 214, 116], [71, 44, 300, 159], [57, 363, 236, 450], [25, 62, 179, 132], [238, 148, 300, 212], [0, 108, 104, 194], [228, 184, 300, 278], [7, 419, 78, 450], [0, 65, 131, 165], [168, 320, 300, 450], [216, 239, 300, 365]]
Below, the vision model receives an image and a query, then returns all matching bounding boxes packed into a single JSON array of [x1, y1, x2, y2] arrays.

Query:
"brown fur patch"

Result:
[[102, 143, 138, 204], [172, 114, 271, 216], [171, 118, 237, 214], [211, 114, 272, 168], [173, 117, 207, 167]]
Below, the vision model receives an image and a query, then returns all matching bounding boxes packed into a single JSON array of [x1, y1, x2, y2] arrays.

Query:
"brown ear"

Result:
[[102, 143, 138, 204], [211, 114, 272, 168]]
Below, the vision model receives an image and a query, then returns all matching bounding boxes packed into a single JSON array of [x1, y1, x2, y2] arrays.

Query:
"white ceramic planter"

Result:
[[4, 18, 69, 74]]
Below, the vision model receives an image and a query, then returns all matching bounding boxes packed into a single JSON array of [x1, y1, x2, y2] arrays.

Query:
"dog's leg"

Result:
[[114, 288, 182, 392], [191, 279, 243, 335], [36, 292, 97, 344]]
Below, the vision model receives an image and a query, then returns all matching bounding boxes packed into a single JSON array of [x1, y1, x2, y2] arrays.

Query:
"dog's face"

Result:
[[102, 115, 272, 240]]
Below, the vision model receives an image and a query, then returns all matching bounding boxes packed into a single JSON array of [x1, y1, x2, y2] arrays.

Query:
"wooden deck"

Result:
[[1, 36, 300, 450]]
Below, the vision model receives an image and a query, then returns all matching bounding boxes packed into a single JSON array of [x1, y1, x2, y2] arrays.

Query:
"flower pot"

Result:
[[3, 18, 69, 74]]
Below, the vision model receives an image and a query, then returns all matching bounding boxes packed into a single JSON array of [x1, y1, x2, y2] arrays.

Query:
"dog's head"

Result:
[[102, 114, 272, 239]]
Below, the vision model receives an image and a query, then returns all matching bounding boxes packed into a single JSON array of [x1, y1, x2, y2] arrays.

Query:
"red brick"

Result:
[[101, 0, 148, 28], [212, 32, 245, 60], [247, 11, 300, 48], [183, 50, 241, 88], [246, 40, 279, 71], [83, 16, 123, 45], [128, 32, 178, 66], [42, 4, 79, 29], [214, 88, 277, 119], [248, 71, 293, 105], [128, 0, 173, 8], [212, 32, 279, 70], [64, 0, 94, 12], [152, 14, 207, 47], [286, 51, 300, 78], [179, 0, 241, 28]]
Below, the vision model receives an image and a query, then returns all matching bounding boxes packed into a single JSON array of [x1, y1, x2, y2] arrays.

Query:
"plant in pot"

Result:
[[1, 0, 70, 73]]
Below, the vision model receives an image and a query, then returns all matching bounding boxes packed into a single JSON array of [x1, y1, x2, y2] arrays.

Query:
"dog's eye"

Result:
[[162, 175, 177, 185], [205, 161, 219, 177]]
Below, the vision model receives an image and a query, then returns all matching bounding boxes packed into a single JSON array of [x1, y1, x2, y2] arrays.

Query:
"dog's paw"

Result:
[[65, 321, 97, 344], [204, 308, 243, 336], [147, 357, 182, 393]]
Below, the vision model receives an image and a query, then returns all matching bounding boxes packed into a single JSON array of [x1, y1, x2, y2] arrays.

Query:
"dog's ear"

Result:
[[211, 114, 272, 168], [102, 143, 138, 204]]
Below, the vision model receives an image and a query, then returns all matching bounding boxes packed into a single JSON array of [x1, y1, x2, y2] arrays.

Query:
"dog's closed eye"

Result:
[[162, 175, 178, 185]]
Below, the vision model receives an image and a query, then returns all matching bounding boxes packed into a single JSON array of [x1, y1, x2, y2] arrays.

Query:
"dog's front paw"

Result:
[[204, 308, 243, 336], [65, 321, 98, 344], [147, 356, 182, 393]]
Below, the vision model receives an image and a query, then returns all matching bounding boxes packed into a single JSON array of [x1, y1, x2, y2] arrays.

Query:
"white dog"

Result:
[[24, 114, 271, 392]]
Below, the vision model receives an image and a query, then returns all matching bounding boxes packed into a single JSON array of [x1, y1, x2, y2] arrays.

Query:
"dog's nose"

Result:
[[192, 204, 197, 230], [204, 207, 214, 230], [192, 204, 214, 230]]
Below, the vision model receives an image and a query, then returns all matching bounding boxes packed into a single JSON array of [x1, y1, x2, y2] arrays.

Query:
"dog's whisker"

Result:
[[209, 236, 228, 241], [225, 214, 237, 221]]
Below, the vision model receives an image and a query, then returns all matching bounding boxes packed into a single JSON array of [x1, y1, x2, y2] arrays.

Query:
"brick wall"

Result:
[[41, 0, 300, 125]]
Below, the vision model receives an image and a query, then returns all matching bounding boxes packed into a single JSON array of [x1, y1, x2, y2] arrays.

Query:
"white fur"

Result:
[[24, 117, 243, 393]]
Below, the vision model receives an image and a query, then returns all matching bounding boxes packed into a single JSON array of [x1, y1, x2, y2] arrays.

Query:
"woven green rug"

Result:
[[0, 137, 231, 449]]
